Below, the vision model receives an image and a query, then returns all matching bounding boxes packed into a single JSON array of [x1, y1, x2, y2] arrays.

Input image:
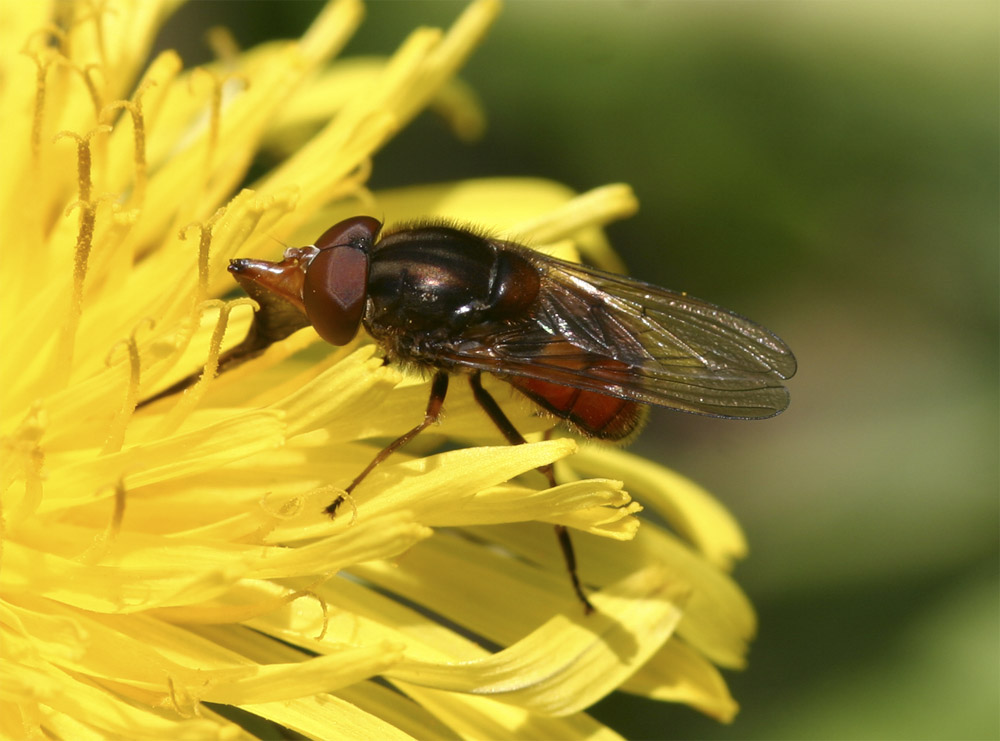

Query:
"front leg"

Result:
[[325, 371, 449, 517]]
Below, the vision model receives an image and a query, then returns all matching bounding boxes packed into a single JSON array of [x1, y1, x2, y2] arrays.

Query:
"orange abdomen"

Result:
[[508, 376, 646, 441]]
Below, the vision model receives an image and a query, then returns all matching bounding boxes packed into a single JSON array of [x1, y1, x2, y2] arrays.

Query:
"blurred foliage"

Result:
[[157, 2, 998, 739]]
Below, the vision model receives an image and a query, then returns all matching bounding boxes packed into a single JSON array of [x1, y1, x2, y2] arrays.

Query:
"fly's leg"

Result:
[[468, 373, 595, 614], [325, 371, 449, 517]]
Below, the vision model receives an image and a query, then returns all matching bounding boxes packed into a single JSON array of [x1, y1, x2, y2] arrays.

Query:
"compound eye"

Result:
[[314, 216, 382, 252], [303, 245, 369, 345]]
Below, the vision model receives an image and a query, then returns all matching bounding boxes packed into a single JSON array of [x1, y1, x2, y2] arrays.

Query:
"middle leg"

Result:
[[468, 373, 594, 614]]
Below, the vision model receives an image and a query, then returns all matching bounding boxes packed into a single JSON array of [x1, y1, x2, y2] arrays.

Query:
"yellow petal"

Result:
[[242, 694, 418, 741], [459, 521, 756, 669], [388, 566, 687, 716], [568, 445, 749, 569], [265, 58, 486, 149], [198, 646, 404, 705], [40, 410, 286, 511], [0, 657, 237, 739], [400, 686, 626, 740], [336, 681, 463, 740], [621, 637, 740, 723]]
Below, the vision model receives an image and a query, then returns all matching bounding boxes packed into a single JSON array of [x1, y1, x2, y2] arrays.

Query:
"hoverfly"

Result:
[[216, 216, 796, 612]]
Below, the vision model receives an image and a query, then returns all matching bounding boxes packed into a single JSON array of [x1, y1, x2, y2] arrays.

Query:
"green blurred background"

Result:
[[159, 2, 998, 739]]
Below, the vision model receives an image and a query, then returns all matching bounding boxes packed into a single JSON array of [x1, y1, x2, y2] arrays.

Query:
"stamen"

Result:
[[243, 188, 299, 247], [242, 490, 304, 544], [101, 318, 154, 454], [50, 126, 110, 382], [154, 298, 257, 435], [76, 480, 126, 564], [19, 31, 67, 252], [123, 203, 226, 404], [130, 50, 182, 126], [311, 590, 331, 641], [151, 578, 332, 635], [206, 26, 240, 64], [327, 157, 374, 204], [166, 676, 197, 718], [353, 185, 378, 214], [179, 208, 224, 308], [94, 201, 139, 291], [166, 677, 181, 714], [102, 479, 127, 545], [189, 68, 247, 186], [54, 203, 95, 373], [21, 24, 68, 56], [287, 585, 331, 642], [102, 80, 153, 206], [337, 490, 359, 526], [54, 126, 108, 202], [65, 61, 105, 121], [349, 157, 373, 186], [260, 490, 305, 520], [74, 0, 113, 73], [2, 403, 47, 528], [20, 46, 56, 162], [200, 298, 256, 392]]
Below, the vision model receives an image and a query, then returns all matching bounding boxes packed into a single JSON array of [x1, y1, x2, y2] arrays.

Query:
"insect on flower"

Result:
[[213, 216, 797, 612], [144, 217, 795, 610]]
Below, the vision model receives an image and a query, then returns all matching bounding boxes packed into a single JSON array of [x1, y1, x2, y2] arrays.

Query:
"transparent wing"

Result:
[[438, 249, 796, 419]]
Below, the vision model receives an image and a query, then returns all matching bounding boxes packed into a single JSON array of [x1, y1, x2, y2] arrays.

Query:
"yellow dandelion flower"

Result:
[[1, 0, 758, 737]]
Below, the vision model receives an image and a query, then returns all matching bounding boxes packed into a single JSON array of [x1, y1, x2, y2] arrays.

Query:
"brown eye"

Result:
[[314, 216, 382, 252], [302, 216, 380, 345], [303, 244, 370, 346]]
